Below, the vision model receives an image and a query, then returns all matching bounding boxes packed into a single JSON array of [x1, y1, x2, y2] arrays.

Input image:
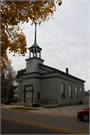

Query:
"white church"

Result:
[[16, 23, 85, 105]]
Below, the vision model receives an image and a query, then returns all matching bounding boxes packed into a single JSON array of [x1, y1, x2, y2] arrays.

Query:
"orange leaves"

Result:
[[58, 0, 62, 6], [1, 0, 62, 73], [8, 31, 27, 55], [0, 54, 10, 73], [1, 24, 27, 73], [1, 0, 62, 25]]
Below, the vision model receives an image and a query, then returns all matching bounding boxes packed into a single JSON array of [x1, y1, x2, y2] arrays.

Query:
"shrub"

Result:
[[5, 101, 10, 105], [44, 106, 47, 108], [32, 103, 40, 107], [25, 105, 28, 107]]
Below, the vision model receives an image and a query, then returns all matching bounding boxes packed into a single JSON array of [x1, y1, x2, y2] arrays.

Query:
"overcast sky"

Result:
[[8, 0, 90, 91]]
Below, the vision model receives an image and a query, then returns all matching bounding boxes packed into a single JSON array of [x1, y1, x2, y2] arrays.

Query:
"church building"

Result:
[[16, 23, 85, 105]]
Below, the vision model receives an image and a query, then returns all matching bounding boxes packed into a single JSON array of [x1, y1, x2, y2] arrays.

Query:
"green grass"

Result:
[[11, 107, 40, 110]]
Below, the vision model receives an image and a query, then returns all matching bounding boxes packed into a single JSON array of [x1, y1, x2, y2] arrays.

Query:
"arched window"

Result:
[[34, 49, 36, 57], [31, 52, 33, 58], [37, 50, 40, 58], [30, 50, 33, 58]]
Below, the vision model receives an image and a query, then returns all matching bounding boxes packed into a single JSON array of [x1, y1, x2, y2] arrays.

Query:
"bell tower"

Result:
[[25, 23, 44, 73], [28, 23, 42, 59]]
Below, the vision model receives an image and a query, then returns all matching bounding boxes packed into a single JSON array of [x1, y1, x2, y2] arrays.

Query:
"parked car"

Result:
[[77, 107, 90, 122]]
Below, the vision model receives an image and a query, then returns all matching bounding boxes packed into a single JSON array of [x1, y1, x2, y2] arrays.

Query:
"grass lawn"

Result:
[[11, 107, 40, 110]]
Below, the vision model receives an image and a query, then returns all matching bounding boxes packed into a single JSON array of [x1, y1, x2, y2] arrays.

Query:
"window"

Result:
[[69, 85, 72, 99], [37, 92, 40, 99], [75, 87, 78, 98], [31, 52, 33, 57], [37, 50, 40, 58], [80, 88, 83, 98], [26, 86, 32, 91], [61, 83, 65, 99]]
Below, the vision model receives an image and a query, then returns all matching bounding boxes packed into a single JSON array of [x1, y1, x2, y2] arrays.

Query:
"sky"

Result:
[[8, 0, 90, 91]]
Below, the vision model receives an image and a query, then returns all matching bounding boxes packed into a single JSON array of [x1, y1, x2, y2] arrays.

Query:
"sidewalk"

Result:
[[29, 104, 89, 116], [1, 104, 89, 116]]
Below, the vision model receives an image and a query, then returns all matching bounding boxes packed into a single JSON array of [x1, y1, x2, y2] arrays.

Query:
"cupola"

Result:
[[28, 23, 42, 59]]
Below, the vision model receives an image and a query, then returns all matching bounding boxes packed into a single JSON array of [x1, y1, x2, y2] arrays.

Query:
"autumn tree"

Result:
[[1, 0, 62, 73]]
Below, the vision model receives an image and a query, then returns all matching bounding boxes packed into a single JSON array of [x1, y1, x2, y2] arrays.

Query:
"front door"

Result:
[[24, 85, 33, 103]]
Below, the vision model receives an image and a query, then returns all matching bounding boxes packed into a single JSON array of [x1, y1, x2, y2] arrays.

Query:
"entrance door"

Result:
[[24, 85, 33, 103]]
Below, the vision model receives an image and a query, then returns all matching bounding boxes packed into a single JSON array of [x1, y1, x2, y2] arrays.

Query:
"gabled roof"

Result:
[[39, 63, 85, 83], [16, 63, 85, 83]]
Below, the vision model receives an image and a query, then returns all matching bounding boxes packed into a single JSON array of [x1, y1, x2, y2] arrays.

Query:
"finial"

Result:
[[34, 22, 37, 44]]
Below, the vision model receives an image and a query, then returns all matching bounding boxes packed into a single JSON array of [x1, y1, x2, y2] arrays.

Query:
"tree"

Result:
[[1, 0, 62, 73], [1, 72, 7, 101], [17, 69, 24, 75], [1, 65, 17, 101], [16, 68, 25, 81]]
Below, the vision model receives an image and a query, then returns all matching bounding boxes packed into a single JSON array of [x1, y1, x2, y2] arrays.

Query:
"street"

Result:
[[1, 108, 89, 134], [1, 118, 71, 134]]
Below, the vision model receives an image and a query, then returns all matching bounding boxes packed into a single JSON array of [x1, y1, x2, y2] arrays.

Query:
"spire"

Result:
[[30, 22, 39, 47], [28, 22, 42, 58], [29, 22, 42, 49], [34, 22, 37, 44]]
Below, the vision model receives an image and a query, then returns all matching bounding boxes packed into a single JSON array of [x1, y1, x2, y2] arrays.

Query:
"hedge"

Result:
[[32, 103, 40, 107]]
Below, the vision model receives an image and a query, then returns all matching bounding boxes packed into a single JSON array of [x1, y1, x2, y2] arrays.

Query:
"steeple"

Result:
[[28, 23, 42, 59], [30, 23, 40, 48], [34, 22, 36, 44]]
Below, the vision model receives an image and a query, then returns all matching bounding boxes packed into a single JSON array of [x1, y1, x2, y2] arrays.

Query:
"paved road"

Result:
[[1, 118, 71, 134], [1, 108, 89, 134]]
